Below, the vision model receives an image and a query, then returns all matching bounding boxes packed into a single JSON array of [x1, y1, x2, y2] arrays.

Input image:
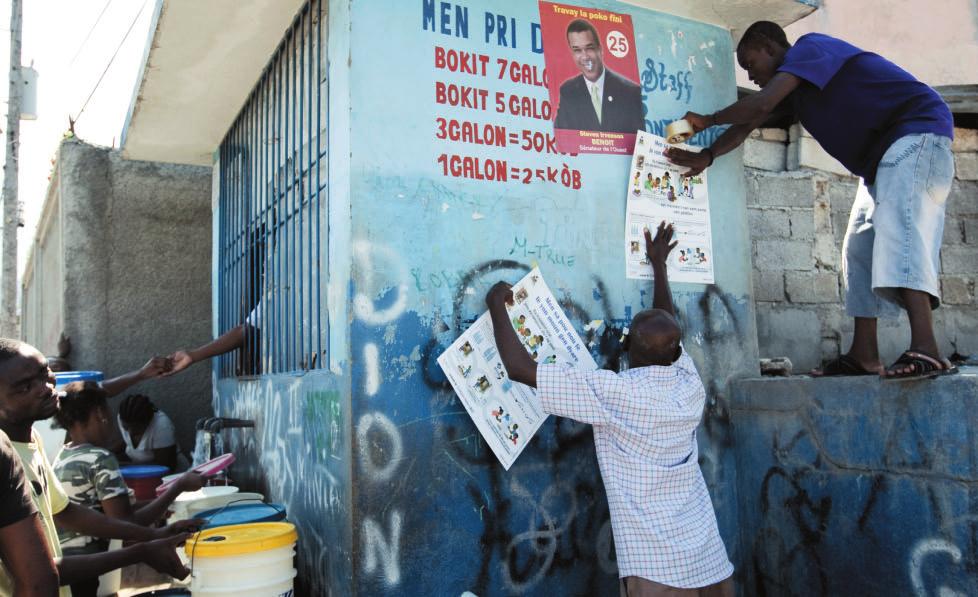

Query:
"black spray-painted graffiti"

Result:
[[358, 244, 746, 594]]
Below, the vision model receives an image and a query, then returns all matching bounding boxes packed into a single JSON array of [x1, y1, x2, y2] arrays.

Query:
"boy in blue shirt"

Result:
[[667, 21, 956, 380]]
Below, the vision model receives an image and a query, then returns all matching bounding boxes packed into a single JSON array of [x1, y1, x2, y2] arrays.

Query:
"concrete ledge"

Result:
[[730, 368, 978, 595]]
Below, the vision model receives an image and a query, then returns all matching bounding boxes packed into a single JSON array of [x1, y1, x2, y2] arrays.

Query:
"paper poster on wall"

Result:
[[437, 268, 597, 470], [625, 131, 714, 284], [538, 1, 645, 155]]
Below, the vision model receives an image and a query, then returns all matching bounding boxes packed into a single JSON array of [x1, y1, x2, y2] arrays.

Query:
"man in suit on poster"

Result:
[[553, 19, 645, 135]]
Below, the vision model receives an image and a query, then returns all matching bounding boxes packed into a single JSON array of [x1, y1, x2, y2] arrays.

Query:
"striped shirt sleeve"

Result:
[[536, 363, 624, 426]]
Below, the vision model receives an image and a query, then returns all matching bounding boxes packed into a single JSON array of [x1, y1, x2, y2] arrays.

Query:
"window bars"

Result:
[[217, 0, 327, 377]]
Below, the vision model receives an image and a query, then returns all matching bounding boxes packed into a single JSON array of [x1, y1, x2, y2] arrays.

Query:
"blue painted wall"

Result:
[[731, 370, 978, 597], [346, 1, 754, 594], [215, 0, 758, 595]]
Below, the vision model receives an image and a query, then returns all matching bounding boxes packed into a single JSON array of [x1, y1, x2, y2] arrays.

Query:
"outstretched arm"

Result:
[[485, 284, 537, 388], [665, 72, 800, 175], [166, 325, 247, 376], [56, 534, 191, 585], [101, 472, 206, 527], [102, 357, 171, 398], [645, 222, 678, 318]]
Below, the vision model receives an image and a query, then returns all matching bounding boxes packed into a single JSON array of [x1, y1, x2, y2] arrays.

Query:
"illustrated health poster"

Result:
[[437, 268, 597, 469], [625, 131, 714, 283]]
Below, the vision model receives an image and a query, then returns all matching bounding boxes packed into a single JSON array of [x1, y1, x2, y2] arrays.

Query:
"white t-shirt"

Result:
[[118, 411, 176, 464]]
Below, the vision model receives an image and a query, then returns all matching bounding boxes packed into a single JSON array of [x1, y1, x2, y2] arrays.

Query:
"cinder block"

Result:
[[789, 208, 815, 240], [787, 140, 800, 171], [755, 304, 823, 370], [819, 337, 839, 363], [964, 218, 978, 244], [747, 207, 790, 238], [832, 210, 852, 243], [953, 128, 978, 153], [955, 153, 978, 181], [745, 172, 818, 208], [755, 239, 813, 271], [948, 180, 978, 216], [814, 234, 840, 269], [753, 270, 785, 302], [791, 135, 852, 177], [828, 180, 859, 213], [759, 128, 789, 142], [785, 271, 840, 303], [941, 276, 973, 305], [941, 245, 978, 274], [943, 219, 964, 245], [788, 123, 804, 143], [743, 137, 787, 171], [815, 304, 847, 339], [814, 200, 832, 234]]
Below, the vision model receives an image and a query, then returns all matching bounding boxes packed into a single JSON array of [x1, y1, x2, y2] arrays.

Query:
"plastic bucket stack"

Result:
[[196, 502, 287, 529], [185, 522, 298, 597], [119, 464, 170, 500]]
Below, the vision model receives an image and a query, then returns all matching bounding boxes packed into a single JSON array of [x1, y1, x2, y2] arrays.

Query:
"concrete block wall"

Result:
[[53, 138, 214, 454], [744, 127, 978, 372]]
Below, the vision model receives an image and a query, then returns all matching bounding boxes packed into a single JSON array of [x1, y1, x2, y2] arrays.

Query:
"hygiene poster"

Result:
[[625, 131, 714, 283], [437, 268, 597, 470], [538, 1, 645, 154]]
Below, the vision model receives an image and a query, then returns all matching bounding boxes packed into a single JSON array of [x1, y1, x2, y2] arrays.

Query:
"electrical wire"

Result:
[[68, 0, 115, 67], [71, 0, 148, 125]]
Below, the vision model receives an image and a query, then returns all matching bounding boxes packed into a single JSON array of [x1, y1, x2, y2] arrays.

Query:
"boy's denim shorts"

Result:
[[842, 133, 954, 318]]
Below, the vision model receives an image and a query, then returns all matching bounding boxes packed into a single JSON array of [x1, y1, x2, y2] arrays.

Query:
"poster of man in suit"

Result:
[[539, 2, 645, 154]]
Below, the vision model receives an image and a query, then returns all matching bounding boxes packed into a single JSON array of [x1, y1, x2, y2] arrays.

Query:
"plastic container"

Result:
[[196, 502, 286, 529], [168, 486, 239, 521], [186, 492, 265, 519], [34, 371, 104, 463], [185, 522, 297, 597], [155, 453, 235, 496], [119, 464, 170, 500], [96, 539, 123, 596]]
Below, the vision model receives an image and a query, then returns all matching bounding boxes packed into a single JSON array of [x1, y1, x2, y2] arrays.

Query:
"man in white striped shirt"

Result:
[[486, 222, 734, 596]]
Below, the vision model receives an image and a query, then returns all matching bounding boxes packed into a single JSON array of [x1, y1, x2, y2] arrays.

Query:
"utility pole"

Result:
[[1, 0, 22, 338]]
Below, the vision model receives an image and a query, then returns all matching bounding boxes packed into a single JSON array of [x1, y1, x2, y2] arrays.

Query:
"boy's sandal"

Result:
[[883, 351, 959, 381], [813, 354, 878, 376]]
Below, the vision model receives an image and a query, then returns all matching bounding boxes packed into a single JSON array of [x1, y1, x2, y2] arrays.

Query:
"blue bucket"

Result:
[[53, 371, 104, 388], [120, 465, 170, 500], [119, 465, 171, 479], [196, 502, 287, 529]]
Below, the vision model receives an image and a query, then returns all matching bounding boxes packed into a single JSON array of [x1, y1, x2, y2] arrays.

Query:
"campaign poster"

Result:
[[625, 131, 714, 284], [437, 268, 597, 470], [538, 2, 645, 155]]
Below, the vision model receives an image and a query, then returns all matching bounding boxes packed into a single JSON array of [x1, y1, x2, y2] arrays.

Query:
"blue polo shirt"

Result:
[[778, 33, 953, 184]]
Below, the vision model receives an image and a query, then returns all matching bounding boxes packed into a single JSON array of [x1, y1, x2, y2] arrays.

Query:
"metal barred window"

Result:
[[217, 0, 327, 377]]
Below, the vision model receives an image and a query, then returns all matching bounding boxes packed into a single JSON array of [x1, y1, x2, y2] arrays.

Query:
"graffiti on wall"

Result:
[[740, 389, 978, 597], [351, 236, 749, 594], [216, 381, 350, 595]]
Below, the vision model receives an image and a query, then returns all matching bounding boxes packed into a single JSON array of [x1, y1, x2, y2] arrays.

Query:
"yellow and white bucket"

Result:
[[185, 522, 298, 597]]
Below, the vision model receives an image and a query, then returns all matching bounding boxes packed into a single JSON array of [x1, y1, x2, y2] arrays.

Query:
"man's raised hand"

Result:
[[485, 282, 514, 312], [645, 221, 678, 267]]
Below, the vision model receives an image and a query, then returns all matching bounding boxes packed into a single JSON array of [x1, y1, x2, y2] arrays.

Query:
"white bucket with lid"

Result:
[[185, 522, 297, 597]]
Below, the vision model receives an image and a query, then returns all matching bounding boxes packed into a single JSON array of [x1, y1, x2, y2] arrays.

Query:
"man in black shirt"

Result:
[[0, 431, 60, 595]]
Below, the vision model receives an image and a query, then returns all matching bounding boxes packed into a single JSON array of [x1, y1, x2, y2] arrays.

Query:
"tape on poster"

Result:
[[665, 119, 693, 144]]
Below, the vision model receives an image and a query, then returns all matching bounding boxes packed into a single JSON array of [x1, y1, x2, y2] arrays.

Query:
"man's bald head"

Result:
[[627, 309, 681, 367]]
